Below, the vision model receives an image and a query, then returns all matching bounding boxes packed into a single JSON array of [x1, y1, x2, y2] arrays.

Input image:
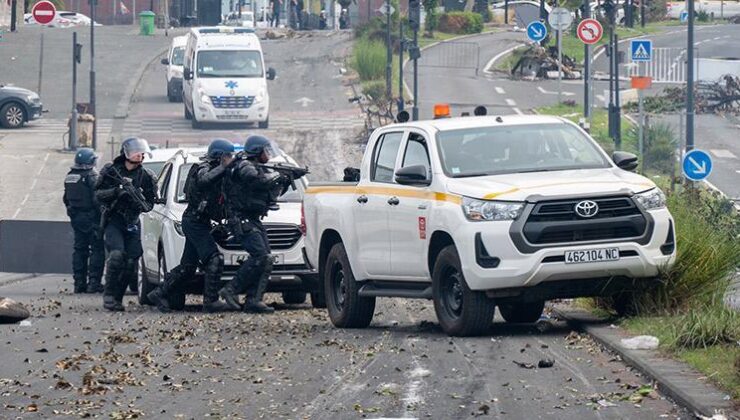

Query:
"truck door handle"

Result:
[[387, 197, 400, 206], [357, 195, 368, 204]]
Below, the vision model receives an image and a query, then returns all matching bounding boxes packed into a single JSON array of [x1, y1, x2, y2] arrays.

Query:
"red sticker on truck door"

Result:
[[418, 217, 427, 239]]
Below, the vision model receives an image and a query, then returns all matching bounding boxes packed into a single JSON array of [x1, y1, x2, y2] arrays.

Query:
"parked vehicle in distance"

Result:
[[303, 107, 677, 336], [161, 36, 188, 102], [24, 11, 101, 27], [0, 84, 43, 129]]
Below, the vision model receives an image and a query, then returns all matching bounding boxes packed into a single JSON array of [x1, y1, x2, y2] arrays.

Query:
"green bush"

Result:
[[352, 37, 387, 81], [438, 11, 484, 34], [361, 80, 387, 101], [669, 307, 740, 349], [630, 122, 677, 175], [696, 8, 711, 22], [423, 0, 440, 33]]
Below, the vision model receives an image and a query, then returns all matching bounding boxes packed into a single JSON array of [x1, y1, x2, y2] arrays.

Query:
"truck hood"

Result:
[[168, 202, 301, 224], [445, 168, 656, 202], [196, 78, 265, 97]]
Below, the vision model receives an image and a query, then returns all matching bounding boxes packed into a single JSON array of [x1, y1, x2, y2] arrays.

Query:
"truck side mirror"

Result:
[[266, 67, 276, 80], [183, 68, 193, 80], [161, 57, 169, 65], [613, 151, 638, 171], [395, 164, 430, 186]]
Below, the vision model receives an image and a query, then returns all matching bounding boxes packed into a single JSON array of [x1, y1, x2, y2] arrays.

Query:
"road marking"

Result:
[[505, 98, 517, 106], [30, 178, 38, 191], [512, 107, 524, 115], [294, 97, 314, 107], [710, 149, 737, 159], [537, 86, 575, 96], [495, 86, 505, 94], [484, 43, 528, 74], [13, 152, 49, 219]]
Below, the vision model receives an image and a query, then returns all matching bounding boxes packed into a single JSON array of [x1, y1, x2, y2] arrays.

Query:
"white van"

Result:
[[182, 27, 276, 129], [161, 35, 187, 102]]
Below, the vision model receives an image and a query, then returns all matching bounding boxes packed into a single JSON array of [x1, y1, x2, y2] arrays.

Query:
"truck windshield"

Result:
[[436, 123, 611, 177], [171, 47, 185, 66], [196, 50, 263, 78]]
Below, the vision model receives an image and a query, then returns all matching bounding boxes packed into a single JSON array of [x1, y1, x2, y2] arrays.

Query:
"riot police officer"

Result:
[[147, 139, 235, 313], [95, 138, 157, 312], [63, 148, 105, 294], [218, 135, 290, 314]]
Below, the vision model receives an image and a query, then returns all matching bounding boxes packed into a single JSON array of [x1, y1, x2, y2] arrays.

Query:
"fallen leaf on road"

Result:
[[512, 361, 535, 369]]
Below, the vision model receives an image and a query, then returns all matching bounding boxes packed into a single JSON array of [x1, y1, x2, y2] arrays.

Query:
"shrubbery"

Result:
[[352, 37, 386, 81], [437, 11, 484, 34]]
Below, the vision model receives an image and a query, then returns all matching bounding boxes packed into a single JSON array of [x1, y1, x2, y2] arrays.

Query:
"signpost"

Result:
[[630, 39, 652, 62], [577, 18, 603, 45], [680, 10, 689, 23], [548, 7, 572, 105], [631, 76, 652, 170], [32, 0, 56, 24], [682, 149, 712, 181], [526, 21, 547, 43]]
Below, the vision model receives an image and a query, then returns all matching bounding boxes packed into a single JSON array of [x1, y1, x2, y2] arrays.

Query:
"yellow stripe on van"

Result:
[[305, 186, 462, 204]]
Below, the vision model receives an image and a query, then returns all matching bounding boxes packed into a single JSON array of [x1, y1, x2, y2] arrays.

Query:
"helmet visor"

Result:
[[123, 138, 152, 160], [264, 140, 282, 161]]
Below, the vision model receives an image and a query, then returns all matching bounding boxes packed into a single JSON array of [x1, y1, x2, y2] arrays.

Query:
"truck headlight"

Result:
[[174, 221, 185, 236], [200, 94, 211, 104], [634, 188, 666, 210], [255, 89, 265, 103], [462, 197, 524, 221]]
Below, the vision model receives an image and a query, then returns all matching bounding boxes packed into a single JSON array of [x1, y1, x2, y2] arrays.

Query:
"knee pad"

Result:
[[254, 255, 272, 272], [177, 264, 198, 278], [204, 253, 224, 276], [108, 250, 126, 270], [125, 258, 137, 273]]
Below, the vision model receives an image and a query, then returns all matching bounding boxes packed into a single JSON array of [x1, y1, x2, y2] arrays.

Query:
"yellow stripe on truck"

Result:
[[482, 180, 654, 200], [305, 186, 462, 205]]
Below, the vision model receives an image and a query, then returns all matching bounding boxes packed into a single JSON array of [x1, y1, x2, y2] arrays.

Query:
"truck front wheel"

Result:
[[325, 243, 375, 328], [432, 245, 495, 336]]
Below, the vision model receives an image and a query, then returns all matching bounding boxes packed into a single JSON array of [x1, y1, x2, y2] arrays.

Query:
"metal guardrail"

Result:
[[627, 47, 696, 84], [418, 41, 481, 75]]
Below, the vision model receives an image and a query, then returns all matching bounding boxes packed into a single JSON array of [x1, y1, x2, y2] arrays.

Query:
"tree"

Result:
[[423, 0, 438, 33]]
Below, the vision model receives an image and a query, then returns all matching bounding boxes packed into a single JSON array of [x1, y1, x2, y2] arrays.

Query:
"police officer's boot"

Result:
[[86, 277, 104, 294], [73, 276, 88, 294], [243, 266, 274, 314], [218, 283, 242, 311], [103, 251, 126, 312], [203, 280, 231, 313], [147, 266, 185, 313]]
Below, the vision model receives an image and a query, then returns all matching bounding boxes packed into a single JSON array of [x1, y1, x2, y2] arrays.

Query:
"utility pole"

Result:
[[398, 20, 405, 112], [583, 0, 591, 124], [409, 0, 420, 120], [504, 0, 509, 24], [90, 0, 97, 150], [71, 32, 80, 150], [640, 0, 645, 27], [686, 0, 695, 151], [614, 32, 621, 148], [10, 0, 17, 32], [385, 0, 392, 99]]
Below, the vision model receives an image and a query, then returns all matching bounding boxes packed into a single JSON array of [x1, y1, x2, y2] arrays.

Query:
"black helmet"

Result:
[[120, 137, 152, 160], [207, 138, 235, 160], [73, 147, 97, 170], [244, 135, 279, 159]]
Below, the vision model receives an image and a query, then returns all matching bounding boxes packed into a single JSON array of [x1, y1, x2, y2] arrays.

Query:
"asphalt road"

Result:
[[0, 274, 688, 418]]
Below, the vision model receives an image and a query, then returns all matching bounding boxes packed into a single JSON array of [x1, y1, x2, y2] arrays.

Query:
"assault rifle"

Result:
[[103, 165, 153, 214]]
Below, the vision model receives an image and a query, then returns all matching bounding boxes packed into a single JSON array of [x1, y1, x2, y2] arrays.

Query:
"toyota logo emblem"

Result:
[[575, 200, 599, 218]]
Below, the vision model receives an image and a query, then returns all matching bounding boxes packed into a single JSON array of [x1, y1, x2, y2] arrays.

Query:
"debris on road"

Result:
[[0, 297, 30, 324], [510, 45, 582, 80], [633, 75, 740, 115], [620, 335, 660, 350], [538, 359, 555, 368]]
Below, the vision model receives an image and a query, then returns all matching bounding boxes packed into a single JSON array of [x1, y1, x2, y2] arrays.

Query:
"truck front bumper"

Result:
[[454, 208, 676, 292], [194, 99, 269, 123]]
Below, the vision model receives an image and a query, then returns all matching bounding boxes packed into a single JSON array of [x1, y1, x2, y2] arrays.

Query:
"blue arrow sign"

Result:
[[630, 39, 652, 62], [682, 149, 713, 181], [680, 10, 689, 23], [527, 21, 548, 43]]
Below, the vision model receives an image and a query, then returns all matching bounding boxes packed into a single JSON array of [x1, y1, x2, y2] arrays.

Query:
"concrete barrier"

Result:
[[0, 220, 74, 274], [695, 58, 740, 82]]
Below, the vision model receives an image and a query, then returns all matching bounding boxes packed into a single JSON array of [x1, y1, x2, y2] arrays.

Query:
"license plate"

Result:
[[231, 254, 284, 265], [564, 248, 620, 264], [224, 110, 245, 116]]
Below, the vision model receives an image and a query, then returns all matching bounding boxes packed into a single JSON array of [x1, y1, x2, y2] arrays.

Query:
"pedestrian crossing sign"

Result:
[[630, 39, 652, 62]]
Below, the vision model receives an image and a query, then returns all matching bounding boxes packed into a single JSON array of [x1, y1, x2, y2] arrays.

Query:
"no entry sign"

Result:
[[32, 1, 57, 25], [577, 18, 603, 45]]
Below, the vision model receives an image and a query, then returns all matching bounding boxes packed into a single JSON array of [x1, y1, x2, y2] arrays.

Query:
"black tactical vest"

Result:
[[64, 169, 94, 210]]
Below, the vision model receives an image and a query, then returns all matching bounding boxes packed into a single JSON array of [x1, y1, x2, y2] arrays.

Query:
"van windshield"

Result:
[[197, 50, 263, 78], [171, 47, 185, 66], [436, 123, 611, 177]]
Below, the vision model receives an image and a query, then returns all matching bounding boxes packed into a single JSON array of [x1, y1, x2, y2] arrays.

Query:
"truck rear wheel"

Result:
[[432, 245, 495, 336], [325, 243, 375, 328], [499, 300, 545, 324]]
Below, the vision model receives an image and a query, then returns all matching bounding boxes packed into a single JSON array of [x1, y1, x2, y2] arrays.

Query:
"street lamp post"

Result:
[[686, 0, 695, 151], [90, 0, 97, 150], [385, 0, 392, 99]]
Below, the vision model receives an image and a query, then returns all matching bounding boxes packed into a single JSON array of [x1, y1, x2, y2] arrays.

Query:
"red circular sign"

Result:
[[577, 18, 603, 45], [32, 1, 57, 25]]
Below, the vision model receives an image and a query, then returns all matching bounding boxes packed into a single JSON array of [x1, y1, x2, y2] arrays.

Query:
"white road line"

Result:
[[512, 107, 524, 115], [505, 98, 517, 106], [484, 43, 527, 74], [36, 153, 50, 176], [11, 207, 22, 219], [20, 195, 29, 206], [495, 86, 505, 94], [710, 149, 737, 159], [30, 178, 38, 191]]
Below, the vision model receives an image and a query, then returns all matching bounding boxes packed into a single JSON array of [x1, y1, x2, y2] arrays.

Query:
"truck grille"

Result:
[[523, 196, 647, 244], [218, 223, 302, 251], [210, 95, 255, 109]]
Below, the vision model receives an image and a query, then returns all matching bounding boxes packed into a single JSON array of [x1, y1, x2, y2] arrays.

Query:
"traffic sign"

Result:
[[577, 18, 603, 45], [630, 39, 652, 62], [377, 4, 395, 15], [32, 0, 56, 25], [682, 149, 713, 181], [548, 8, 573, 31], [526, 21, 548, 43], [680, 10, 689, 23]]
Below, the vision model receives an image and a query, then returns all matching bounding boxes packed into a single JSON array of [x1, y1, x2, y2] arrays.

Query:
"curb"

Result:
[[553, 306, 738, 418], [114, 44, 170, 119], [0, 273, 39, 288]]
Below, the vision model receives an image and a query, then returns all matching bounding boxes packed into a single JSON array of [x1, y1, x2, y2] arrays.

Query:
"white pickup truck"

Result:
[[303, 113, 676, 336]]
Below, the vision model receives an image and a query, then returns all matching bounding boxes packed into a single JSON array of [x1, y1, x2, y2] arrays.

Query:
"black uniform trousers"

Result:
[[231, 216, 272, 297], [103, 221, 143, 300], [70, 210, 105, 285]]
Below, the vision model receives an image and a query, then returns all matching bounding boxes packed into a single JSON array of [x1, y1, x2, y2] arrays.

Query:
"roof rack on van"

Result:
[[198, 27, 255, 34]]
